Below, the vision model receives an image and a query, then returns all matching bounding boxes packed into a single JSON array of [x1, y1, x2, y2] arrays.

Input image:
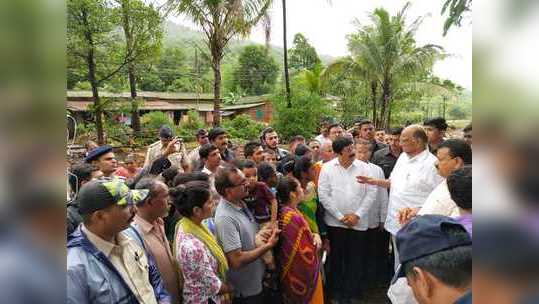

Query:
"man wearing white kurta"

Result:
[[356, 125, 443, 304]]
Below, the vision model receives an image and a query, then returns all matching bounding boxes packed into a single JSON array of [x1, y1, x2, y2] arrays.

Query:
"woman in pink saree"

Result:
[[276, 177, 324, 304]]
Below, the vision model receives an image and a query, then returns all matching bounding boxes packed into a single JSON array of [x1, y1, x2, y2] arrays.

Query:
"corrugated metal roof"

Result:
[[66, 100, 265, 112], [66, 91, 270, 104]]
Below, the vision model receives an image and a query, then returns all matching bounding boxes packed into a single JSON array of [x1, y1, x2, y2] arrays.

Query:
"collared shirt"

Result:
[[144, 140, 188, 171], [418, 180, 460, 218], [133, 215, 181, 302], [364, 161, 389, 228], [221, 148, 235, 163], [372, 146, 400, 179], [81, 225, 158, 304], [372, 141, 388, 156], [385, 150, 443, 235], [214, 198, 264, 298], [318, 158, 377, 231]]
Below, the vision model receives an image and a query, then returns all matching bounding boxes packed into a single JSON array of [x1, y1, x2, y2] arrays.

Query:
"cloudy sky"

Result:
[[170, 0, 472, 89]]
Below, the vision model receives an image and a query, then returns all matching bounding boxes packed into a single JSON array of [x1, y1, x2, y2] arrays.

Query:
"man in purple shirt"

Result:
[[447, 166, 472, 236]]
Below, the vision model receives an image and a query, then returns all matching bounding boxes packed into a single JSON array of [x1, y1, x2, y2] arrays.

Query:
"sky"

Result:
[[169, 0, 472, 89]]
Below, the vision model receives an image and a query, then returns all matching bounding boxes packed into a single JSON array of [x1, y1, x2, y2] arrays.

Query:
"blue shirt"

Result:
[[454, 292, 472, 304]]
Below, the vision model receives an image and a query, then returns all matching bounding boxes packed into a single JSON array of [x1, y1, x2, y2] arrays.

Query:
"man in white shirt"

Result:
[[399, 139, 473, 224], [315, 120, 332, 146], [355, 139, 391, 289], [356, 125, 443, 263], [199, 144, 223, 195], [318, 136, 376, 303], [186, 129, 209, 170]]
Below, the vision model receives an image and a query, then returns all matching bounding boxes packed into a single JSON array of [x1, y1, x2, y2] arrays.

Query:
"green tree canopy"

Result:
[[232, 45, 279, 95], [288, 33, 321, 72]]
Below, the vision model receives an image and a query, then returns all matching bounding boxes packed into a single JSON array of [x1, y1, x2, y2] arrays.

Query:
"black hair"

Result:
[[238, 159, 257, 171], [199, 143, 219, 160], [389, 127, 403, 136], [447, 166, 472, 210], [68, 162, 98, 194], [439, 139, 472, 165], [149, 156, 171, 176], [173, 172, 209, 187], [293, 156, 313, 180], [169, 181, 211, 218], [258, 162, 277, 182], [424, 117, 448, 131], [244, 141, 262, 158], [463, 123, 472, 133], [307, 139, 321, 146], [161, 166, 180, 187], [328, 123, 343, 133], [196, 128, 208, 138], [351, 128, 360, 138], [356, 119, 373, 129], [332, 136, 353, 154], [403, 226, 472, 289], [354, 138, 374, 152], [208, 127, 227, 142], [375, 128, 385, 132], [263, 148, 276, 155], [289, 135, 305, 144], [214, 166, 240, 197], [276, 176, 300, 205], [135, 177, 165, 205], [294, 144, 311, 157], [261, 127, 277, 142]]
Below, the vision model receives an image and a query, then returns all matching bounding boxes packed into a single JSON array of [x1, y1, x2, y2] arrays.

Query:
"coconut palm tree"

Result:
[[324, 3, 444, 129], [167, 0, 271, 126]]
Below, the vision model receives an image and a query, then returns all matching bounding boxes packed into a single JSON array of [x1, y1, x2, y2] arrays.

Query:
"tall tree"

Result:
[[116, 0, 163, 135], [441, 0, 471, 36], [167, 0, 271, 126], [232, 45, 279, 95], [326, 3, 444, 129], [289, 33, 321, 72], [68, 0, 123, 144]]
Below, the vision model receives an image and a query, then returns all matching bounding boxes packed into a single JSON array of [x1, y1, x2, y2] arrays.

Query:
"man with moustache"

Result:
[[318, 136, 377, 303], [67, 178, 171, 304], [130, 178, 181, 303]]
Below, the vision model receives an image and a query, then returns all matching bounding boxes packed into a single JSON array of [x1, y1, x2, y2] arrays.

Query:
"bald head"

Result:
[[400, 125, 428, 156]]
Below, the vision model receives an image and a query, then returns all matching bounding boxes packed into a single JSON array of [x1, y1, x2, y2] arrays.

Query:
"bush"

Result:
[[272, 92, 333, 141], [176, 110, 206, 142], [222, 114, 266, 142]]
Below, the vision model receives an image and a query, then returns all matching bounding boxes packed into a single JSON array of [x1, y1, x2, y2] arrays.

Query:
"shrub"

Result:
[[176, 110, 206, 142], [272, 91, 333, 141], [222, 114, 266, 142]]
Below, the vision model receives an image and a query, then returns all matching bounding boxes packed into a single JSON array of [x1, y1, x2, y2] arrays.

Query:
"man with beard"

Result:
[[318, 136, 377, 303], [260, 127, 289, 162], [67, 178, 171, 304]]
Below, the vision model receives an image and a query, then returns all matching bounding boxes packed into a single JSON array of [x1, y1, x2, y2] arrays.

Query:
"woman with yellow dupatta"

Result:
[[276, 177, 324, 304], [170, 181, 233, 304]]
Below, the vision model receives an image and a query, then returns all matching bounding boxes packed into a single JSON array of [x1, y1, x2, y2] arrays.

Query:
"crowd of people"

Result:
[[67, 117, 472, 304]]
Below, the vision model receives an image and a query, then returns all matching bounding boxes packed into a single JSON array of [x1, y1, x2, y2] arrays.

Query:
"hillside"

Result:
[[163, 20, 336, 65]]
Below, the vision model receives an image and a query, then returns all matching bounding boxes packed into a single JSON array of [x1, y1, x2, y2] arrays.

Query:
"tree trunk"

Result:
[[370, 81, 377, 125], [282, 0, 291, 107], [87, 50, 103, 145], [83, 7, 104, 145], [121, 0, 141, 135], [212, 62, 222, 127], [128, 64, 141, 134]]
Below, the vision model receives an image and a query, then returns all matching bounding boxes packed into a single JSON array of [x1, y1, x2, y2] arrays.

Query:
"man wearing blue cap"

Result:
[[84, 145, 118, 178], [392, 215, 472, 304], [144, 125, 190, 173], [67, 178, 171, 304]]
